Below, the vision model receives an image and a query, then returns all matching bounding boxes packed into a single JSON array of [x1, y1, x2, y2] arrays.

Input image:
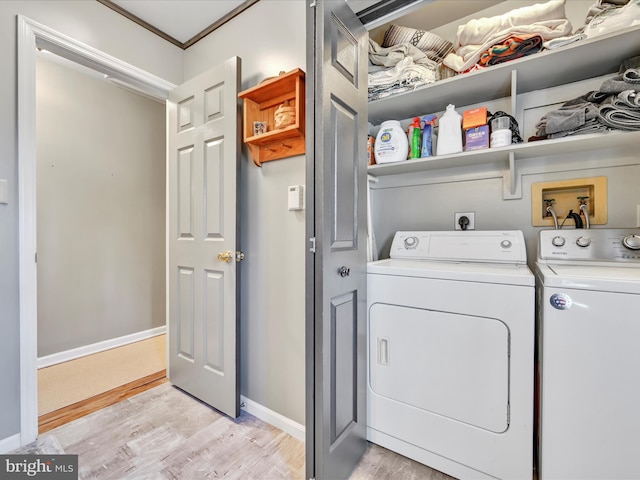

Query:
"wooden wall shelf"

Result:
[[238, 68, 305, 166]]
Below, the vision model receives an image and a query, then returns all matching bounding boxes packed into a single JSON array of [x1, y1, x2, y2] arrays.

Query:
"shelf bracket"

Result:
[[502, 151, 522, 200]]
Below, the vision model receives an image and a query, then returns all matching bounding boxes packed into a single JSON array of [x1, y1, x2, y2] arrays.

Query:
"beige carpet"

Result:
[[38, 334, 166, 416]]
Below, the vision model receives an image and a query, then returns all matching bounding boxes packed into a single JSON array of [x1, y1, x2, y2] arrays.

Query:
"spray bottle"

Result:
[[409, 117, 422, 158], [421, 114, 437, 157]]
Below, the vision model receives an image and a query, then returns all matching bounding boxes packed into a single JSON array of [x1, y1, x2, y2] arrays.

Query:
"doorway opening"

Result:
[[18, 14, 176, 445]]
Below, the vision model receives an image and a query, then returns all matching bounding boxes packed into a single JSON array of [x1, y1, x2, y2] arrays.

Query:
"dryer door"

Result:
[[369, 303, 510, 432]]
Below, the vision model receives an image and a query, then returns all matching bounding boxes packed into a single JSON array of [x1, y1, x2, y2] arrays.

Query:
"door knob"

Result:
[[338, 266, 350, 277], [218, 251, 233, 263]]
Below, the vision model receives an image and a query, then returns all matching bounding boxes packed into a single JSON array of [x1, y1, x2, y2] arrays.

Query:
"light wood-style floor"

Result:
[[16, 382, 456, 479]]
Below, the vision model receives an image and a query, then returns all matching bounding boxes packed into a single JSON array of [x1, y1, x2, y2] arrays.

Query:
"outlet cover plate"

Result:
[[454, 212, 475, 230]]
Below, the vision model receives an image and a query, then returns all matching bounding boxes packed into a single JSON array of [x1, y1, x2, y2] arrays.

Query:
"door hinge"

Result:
[[309, 237, 316, 253]]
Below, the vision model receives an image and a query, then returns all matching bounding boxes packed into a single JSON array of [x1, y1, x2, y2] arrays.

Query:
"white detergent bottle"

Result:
[[436, 104, 463, 156], [374, 120, 408, 163]]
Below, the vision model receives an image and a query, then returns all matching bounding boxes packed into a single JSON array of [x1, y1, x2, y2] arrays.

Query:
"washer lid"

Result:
[[536, 263, 640, 294], [368, 258, 534, 286]]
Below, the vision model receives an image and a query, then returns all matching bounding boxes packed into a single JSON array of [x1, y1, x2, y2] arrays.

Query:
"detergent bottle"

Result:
[[374, 120, 408, 163], [436, 104, 463, 156], [421, 114, 437, 157]]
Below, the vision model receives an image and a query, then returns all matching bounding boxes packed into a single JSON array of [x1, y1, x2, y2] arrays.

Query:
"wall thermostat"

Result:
[[288, 185, 304, 211]]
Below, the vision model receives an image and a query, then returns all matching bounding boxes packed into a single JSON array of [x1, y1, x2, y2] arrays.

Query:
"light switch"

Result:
[[0, 179, 8, 205], [288, 185, 304, 211]]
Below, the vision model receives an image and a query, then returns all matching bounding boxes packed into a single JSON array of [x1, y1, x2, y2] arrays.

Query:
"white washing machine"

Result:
[[367, 231, 535, 480], [536, 228, 640, 480]]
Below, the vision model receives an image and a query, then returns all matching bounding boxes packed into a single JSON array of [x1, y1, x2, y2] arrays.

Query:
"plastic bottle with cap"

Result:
[[374, 120, 408, 164], [436, 104, 463, 156], [421, 114, 437, 157], [410, 117, 422, 158]]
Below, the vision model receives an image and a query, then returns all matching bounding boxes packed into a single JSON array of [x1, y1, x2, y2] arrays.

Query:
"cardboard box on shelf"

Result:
[[465, 125, 490, 151], [463, 107, 487, 130]]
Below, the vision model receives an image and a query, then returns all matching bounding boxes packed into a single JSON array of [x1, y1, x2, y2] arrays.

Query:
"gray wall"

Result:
[[36, 55, 166, 357], [371, 162, 640, 267], [0, 0, 182, 444], [369, 0, 640, 264], [184, 0, 307, 426]]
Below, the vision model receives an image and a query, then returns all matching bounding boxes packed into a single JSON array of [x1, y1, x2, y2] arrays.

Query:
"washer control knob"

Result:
[[576, 236, 591, 247], [552, 236, 566, 247], [500, 240, 512, 249], [404, 236, 419, 249], [622, 234, 640, 250]]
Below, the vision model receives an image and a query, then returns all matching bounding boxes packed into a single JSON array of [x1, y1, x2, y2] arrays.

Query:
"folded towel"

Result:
[[600, 71, 640, 93], [623, 68, 640, 83], [478, 34, 543, 67], [542, 32, 586, 49], [535, 91, 613, 136], [548, 118, 610, 138], [598, 103, 640, 130], [444, 0, 572, 72], [613, 89, 640, 107]]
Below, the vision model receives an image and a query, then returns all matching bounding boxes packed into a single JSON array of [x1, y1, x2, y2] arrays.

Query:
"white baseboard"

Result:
[[37, 326, 166, 369], [0, 433, 21, 454], [240, 396, 305, 441]]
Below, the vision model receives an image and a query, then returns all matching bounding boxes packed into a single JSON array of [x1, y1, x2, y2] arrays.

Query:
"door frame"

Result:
[[16, 14, 175, 445]]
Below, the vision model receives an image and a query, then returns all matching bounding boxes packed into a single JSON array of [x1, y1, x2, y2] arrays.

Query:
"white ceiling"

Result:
[[110, 0, 245, 43], [103, 0, 504, 49]]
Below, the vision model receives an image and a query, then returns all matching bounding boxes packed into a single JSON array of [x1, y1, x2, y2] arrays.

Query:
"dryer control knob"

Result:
[[552, 236, 566, 247], [500, 240, 512, 249], [404, 236, 418, 249], [622, 234, 640, 250], [576, 236, 591, 247]]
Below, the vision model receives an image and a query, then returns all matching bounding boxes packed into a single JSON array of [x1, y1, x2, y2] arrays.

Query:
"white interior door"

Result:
[[167, 57, 241, 418]]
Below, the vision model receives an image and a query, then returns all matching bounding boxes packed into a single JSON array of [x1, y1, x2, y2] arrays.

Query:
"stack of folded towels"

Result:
[[534, 55, 640, 138]]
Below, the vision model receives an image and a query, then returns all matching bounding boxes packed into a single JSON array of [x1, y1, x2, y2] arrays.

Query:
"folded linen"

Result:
[[368, 57, 437, 101], [444, 0, 572, 72], [545, 102, 599, 134], [478, 34, 543, 67], [535, 90, 612, 136], [601, 71, 640, 93], [381, 24, 454, 63], [548, 118, 610, 138], [542, 32, 586, 49], [623, 68, 640, 83], [613, 89, 640, 107], [598, 103, 640, 130], [369, 38, 436, 69]]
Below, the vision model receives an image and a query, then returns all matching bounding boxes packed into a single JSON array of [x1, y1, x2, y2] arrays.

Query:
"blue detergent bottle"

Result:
[[421, 114, 437, 157]]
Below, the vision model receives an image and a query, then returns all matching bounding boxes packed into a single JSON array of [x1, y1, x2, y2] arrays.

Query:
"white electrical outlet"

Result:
[[454, 212, 475, 230]]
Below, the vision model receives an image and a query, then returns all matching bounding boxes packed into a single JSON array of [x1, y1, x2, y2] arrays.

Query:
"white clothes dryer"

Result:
[[536, 228, 640, 480], [367, 231, 535, 480]]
